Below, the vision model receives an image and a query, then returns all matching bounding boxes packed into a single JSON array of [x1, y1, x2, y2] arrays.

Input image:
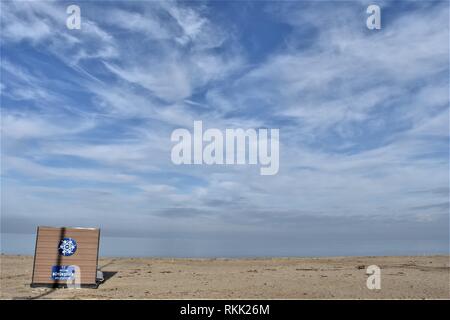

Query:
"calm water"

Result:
[[1, 232, 448, 258]]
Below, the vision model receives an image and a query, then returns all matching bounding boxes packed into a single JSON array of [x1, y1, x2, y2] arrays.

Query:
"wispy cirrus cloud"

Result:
[[1, 1, 448, 256]]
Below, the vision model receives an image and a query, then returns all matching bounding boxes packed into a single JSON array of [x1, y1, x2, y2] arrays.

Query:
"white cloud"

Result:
[[2, 113, 94, 140], [1, 1, 448, 255]]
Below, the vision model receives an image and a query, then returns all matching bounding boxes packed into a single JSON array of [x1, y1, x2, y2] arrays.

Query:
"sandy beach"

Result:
[[1, 255, 448, 299]]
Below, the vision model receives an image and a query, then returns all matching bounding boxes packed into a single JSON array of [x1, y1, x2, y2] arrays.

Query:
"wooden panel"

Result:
[[31, 226, 100, 285]]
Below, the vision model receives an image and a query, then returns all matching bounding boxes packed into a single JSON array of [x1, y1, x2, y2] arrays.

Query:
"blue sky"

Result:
[[1, 1, 449, 257]]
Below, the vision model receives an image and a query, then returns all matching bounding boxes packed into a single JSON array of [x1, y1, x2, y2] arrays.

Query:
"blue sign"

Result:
[[58, 237, 77, 256], [51, 265, 76, 280]]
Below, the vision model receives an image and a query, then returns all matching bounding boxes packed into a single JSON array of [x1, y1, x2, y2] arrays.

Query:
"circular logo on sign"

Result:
[[58, 238, 77, 256]]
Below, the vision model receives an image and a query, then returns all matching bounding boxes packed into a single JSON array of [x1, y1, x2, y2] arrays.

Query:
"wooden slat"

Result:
[[35, 249, 99, 255], [35, 242, 99, 248]]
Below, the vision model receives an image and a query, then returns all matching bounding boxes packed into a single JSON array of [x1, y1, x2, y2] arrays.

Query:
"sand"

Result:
[[1, 255, 449, 299]]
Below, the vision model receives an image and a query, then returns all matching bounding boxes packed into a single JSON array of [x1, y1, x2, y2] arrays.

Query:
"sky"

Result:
[[1, 0, 449, 257]]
